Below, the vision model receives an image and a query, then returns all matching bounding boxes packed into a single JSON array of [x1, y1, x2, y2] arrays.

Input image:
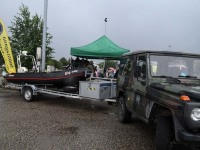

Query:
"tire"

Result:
[[155, 117, 173, 150], [62, 86, 78, 93], [23, 87, 34, 102], [118, 96, 131, 123]]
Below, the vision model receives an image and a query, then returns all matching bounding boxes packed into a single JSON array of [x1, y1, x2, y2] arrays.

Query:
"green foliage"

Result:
[[99, 62, 104, 68], [59, 57, 68, 66], [8, 4, 54, 68], [46, 59, 65, 70], [55, 60, 63, 69], [46, 59, 55, 66], [99, 60, 118, 69]]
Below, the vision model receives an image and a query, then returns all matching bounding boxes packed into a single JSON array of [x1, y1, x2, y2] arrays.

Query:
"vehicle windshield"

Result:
[[150, 54, 200, 79]]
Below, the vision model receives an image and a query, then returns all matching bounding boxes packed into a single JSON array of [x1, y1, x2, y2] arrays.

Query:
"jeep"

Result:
[[116, 50, 200, 150]]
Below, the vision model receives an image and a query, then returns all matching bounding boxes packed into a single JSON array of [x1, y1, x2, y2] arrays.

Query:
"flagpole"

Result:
[[41, 0, 48, 72], [104, 18, 107, 36], [103, 18, 108, 76]]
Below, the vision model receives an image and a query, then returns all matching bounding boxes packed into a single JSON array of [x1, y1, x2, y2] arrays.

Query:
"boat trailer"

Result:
[[5, 77, 117, 104]]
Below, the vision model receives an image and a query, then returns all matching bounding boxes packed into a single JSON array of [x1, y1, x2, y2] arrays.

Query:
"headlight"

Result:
[[191, 108, 200, 121]]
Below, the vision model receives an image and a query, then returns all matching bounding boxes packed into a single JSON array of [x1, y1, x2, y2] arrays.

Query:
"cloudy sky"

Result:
[[1, 0, 200, 60]]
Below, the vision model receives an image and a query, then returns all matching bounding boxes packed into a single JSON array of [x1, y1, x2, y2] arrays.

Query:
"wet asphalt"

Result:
[[0, 88, 188, 150]]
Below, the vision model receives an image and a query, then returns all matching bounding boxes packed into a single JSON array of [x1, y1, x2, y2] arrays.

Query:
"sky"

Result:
[[1, 0, 200, 60]]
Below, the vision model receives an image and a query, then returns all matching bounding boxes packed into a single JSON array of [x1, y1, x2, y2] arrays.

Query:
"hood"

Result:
[[150, 82, 200, 100]]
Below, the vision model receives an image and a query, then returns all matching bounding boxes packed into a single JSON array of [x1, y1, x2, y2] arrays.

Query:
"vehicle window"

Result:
[[137, 55, 146, 79], [150, 55, 200, 78], [122, 57, 133, 76], [193, 60, 200, 78], [150, 61, 157, 76], [118, 58, 126, 75]]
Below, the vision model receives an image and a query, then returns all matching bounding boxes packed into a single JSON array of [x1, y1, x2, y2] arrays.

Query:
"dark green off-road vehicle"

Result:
[[116, 51, 200, 150]]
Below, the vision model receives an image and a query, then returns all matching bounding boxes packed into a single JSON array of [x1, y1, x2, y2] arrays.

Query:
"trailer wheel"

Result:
[[155, 117, 173, 150], [23, 87, 34, 102], [118, 96, 131, 123]]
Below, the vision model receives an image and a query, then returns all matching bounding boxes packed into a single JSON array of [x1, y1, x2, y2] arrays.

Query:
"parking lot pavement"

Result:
[[0, 77, 4, 87], [0, 88, 188, 150], [0, 88, 155, 150]]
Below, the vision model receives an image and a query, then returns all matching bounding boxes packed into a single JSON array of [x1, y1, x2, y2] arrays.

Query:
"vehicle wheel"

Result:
[[118, 96, 131, 123], [23, 87, 34, 102], [155, 117, 173, 150]]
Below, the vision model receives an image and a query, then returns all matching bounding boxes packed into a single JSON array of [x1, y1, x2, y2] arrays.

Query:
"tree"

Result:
[[54, 60, 63, 69], [46, 59, 63, 70], [99, 60, 118, 69], [8, 4, 54, 68], [59, 57, 69, 66]]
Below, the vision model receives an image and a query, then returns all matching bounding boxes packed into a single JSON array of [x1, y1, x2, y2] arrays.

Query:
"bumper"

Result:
[[178, 130, 200, 142]]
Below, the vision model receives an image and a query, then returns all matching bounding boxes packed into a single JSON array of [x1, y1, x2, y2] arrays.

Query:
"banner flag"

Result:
[[0, 19, 16, 73]]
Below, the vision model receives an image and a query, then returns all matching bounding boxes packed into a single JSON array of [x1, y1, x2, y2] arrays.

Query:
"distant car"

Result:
[[116, 50, 200, 150]]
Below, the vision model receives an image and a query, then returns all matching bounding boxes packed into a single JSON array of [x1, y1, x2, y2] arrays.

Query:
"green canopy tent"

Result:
[[70, 35, 130, 59]]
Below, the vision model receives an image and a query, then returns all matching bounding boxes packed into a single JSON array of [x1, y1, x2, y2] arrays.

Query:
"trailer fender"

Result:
[[21, 84, 38, 96]]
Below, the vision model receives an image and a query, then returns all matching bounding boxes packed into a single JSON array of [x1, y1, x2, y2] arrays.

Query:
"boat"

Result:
[[4, 68, 88, 87], [3, 51, 91, 92]]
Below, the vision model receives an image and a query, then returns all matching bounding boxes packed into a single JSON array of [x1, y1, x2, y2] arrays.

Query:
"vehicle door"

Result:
[[121, 55, 135, 111], [131, 54, 149, 121]]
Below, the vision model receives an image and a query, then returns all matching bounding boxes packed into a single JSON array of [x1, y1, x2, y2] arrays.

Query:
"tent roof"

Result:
[[70, 35, 130, 59]]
